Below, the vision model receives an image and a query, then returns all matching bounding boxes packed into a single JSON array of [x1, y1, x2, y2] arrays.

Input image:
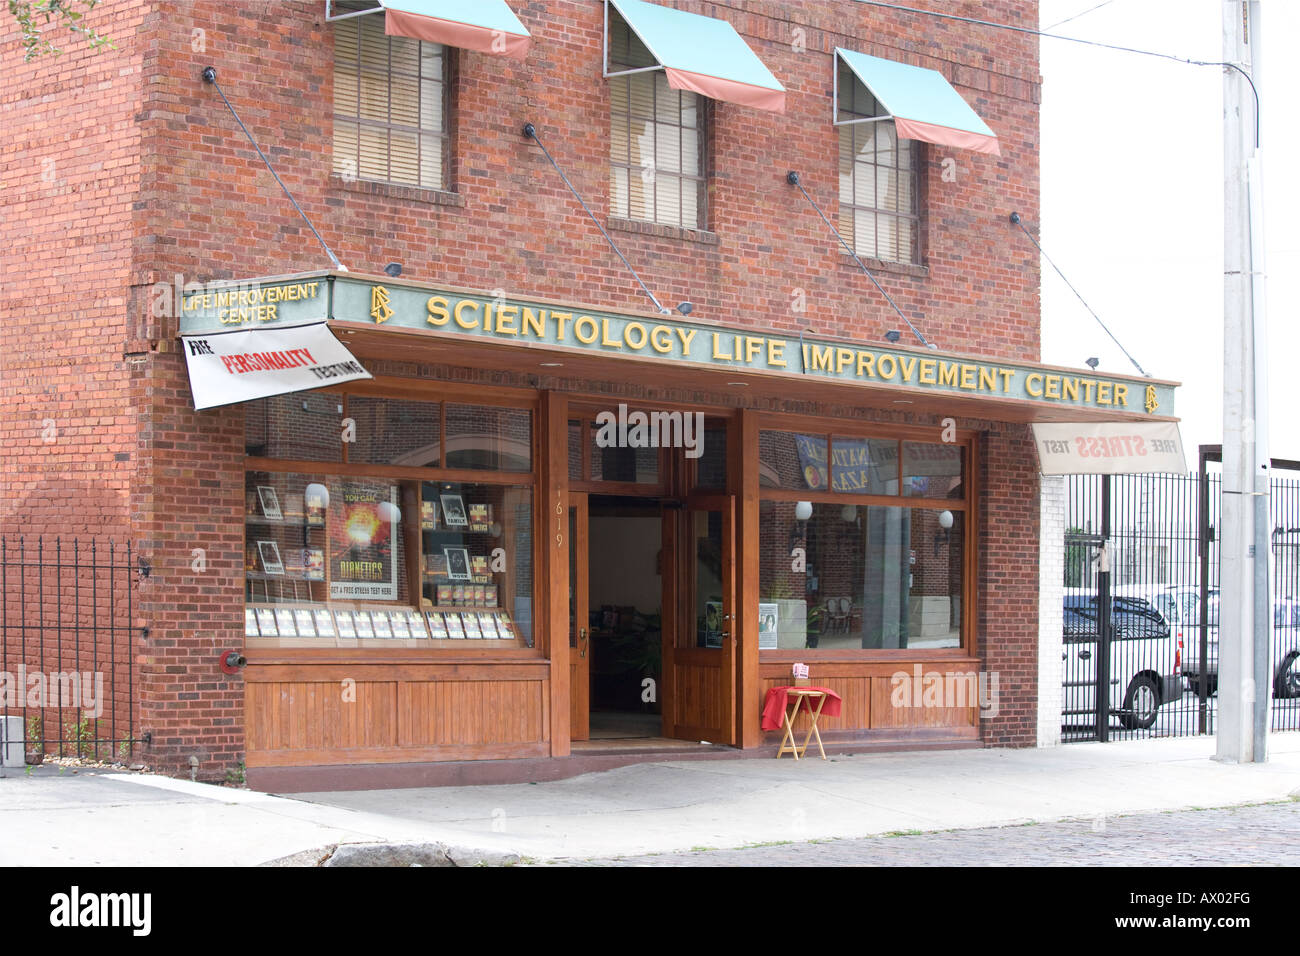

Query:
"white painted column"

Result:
[[1037, 475, 1066, 747]]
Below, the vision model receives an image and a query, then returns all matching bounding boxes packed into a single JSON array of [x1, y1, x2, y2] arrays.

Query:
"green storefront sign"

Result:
[[179, 273, 1176, 416]]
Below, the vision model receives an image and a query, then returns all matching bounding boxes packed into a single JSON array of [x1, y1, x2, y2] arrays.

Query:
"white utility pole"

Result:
[[1218, 0, 1269, 763]]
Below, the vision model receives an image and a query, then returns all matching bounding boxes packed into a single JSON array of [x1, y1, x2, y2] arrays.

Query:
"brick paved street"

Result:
[[539, 800, 1300, 866]]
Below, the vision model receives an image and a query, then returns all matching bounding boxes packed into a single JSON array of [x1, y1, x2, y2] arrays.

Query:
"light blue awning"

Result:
[[607, 0, 785, 112], [836, 48, 999, 155]]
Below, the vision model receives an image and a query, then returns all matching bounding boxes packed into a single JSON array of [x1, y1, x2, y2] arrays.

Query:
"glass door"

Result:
[[662, 495, 735, 744], [568, 493, 590, 741]]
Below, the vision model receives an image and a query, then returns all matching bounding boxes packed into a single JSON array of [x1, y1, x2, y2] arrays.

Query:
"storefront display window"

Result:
[[245, 391, 535, 651], [347, 396, 441, 466], [444, 404, 531, 471], [830, 435, 899, 495], [759, 431, 824, 490], [245, 393, 344, 462], [419, 481, 533, 646], [758, 426, 970, 655], [759, 501, 963, 651], [902, 441, 963, 497]]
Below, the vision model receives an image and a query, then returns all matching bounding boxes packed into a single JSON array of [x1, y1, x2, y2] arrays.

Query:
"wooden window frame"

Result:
[[242, 382, 544, 661], [755, 413, 978, 661]]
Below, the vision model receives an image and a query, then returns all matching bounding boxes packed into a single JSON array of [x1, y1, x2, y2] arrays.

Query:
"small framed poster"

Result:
[[244, 608, 260, 637], [303, 548, 325, 581], [275, 608, 298, 638], [257, 540, 284, 576], [440, 494, 468, 527], [444, 547, 472, 581], [256, 608, 278, 637], [334, 610, 357, 639], [388, 611, 410, 639], [758, 602, 779, 651], [294, 608, 317, 638], [257, 486, 283, 520], [703, 600, 723, 648], [314, 609, 337, 638], [405, 611, 428, 638], [420, 499, 438, 531]]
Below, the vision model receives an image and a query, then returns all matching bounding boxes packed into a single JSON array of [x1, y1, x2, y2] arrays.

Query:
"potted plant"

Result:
[[805, 603, 823, 649]]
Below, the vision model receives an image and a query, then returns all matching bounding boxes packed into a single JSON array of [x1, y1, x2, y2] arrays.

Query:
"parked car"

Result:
[[1274, 597, 1300, 699], [1062, 588, 1184, 730], [1157, 586, 1300, 700]]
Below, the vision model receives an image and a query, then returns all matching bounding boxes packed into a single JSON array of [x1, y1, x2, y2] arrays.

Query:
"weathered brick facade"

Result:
[[3, 1, 1042, 779]]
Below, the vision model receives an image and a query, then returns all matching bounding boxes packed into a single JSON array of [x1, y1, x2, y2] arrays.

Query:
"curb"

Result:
[[261, 842, 521, 867]]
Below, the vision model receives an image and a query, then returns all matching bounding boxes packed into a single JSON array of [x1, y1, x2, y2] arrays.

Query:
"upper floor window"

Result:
[[836, 59, 920, 265], [607, 15, 706, 230], [332, 7, 448, 190]]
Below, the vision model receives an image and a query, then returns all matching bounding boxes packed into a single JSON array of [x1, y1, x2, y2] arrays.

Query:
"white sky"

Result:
[[1039, 0, 1297, 463]]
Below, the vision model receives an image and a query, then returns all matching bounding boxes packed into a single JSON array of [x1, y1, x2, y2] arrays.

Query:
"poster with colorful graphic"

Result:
[[793, 434, 896, 494], [329, 483, 400, 600]]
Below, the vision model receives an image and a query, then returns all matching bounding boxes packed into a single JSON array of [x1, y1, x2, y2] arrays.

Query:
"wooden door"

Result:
[[568, 493, 591, 741], [663, 495, 735, 745]]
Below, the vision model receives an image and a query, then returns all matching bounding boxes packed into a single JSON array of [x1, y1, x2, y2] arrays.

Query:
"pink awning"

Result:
[[893, 117, 1001, 156], [663, 67, 786, 114], [381, 0, 531, 60]]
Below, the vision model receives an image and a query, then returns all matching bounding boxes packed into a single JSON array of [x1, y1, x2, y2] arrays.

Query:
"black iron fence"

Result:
[[0, 538, 142, 765], [1062, 468, 1300, 742]]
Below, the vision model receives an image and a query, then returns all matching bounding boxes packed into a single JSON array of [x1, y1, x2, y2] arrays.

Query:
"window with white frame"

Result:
[[332, 4, 448, 190], [836, 59, 920, 265]]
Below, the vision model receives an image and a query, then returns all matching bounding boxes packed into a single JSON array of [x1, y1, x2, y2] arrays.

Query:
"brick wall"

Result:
[[977, 423, 1041, 746], [0, 0, 146, 540], [1, 2, 150, 761], [4, 1, 1041, 775]]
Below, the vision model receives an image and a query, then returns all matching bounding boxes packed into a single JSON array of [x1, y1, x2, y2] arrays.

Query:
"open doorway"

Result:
[[585, 495, 663, 739]]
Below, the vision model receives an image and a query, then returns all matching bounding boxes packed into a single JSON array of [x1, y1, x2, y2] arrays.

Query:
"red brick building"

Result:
[[1, 1, 1177, 786]]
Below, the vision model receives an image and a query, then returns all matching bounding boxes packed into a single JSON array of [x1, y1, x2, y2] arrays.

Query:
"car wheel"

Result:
[[1274, 652, 1300, 700], [1121, 675, 1160, 730], [1189, 674, 1218, 697]]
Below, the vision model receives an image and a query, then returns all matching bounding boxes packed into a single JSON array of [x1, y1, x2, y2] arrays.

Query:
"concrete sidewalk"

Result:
[[3, 735, 1299, 865]]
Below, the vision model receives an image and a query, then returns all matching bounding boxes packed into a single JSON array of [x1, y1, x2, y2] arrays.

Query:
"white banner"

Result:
[[181, 321, 372, 410], [1032, 421, 1187, 475]]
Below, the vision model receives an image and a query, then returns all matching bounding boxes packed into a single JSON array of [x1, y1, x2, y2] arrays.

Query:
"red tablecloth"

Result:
[[761, 685, 843, 731]]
